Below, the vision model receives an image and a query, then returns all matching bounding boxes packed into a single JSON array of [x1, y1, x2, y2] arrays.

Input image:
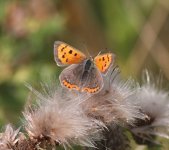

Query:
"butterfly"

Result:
[[54, 41, 115, 94]]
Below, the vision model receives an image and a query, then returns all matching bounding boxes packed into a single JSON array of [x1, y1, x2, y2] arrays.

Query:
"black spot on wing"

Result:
[[69, 50, 73, 54], [61, 45, 68, 52]]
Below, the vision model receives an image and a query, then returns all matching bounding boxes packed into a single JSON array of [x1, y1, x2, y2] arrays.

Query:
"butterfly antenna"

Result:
[[96, 50, 102, 57], [80, 41, 91, 58], [85, 45, 91, 58]]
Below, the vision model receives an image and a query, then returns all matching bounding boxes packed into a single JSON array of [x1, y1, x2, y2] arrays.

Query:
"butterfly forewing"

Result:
[[94, 53, 115, 74], [54, 41, 86, 66]]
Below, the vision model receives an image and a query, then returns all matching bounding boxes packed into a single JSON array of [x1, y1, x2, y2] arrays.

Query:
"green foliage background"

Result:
[[0, 0, 168, 149]]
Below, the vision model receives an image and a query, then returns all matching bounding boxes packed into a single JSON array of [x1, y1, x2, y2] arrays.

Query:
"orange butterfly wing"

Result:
[[54, 41, 87, 66], [94, 53, 115, 74]]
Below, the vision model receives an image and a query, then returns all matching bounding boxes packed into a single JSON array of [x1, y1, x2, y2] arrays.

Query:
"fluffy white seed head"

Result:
[[23, 84, 102, 149], [81, 67, 144, 126], [0, 124, 21, 150], [131, 70, 169, 142]]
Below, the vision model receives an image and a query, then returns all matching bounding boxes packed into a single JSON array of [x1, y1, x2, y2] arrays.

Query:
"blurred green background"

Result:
[[0, 0, 169, 149]]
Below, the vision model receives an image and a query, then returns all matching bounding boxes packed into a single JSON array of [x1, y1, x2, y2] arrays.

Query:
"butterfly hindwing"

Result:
[[94, 53, 115, 74], [59, 60, 103, 94], [59, 63, 84, 91], [54, 41, 86, 66], [81, 66, 103, 94]]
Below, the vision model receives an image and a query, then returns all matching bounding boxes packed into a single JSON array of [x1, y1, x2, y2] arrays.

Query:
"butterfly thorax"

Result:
[[81, 59, 94, 81], [84, 59, 93, 71]]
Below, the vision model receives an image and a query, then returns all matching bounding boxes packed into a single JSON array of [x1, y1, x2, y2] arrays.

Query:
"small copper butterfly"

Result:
[[54, 41, 115, 94]]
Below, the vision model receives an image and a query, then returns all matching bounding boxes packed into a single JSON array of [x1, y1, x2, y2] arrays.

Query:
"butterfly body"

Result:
[[54, 41, 115, 94], [81, 59, 94, 81]]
